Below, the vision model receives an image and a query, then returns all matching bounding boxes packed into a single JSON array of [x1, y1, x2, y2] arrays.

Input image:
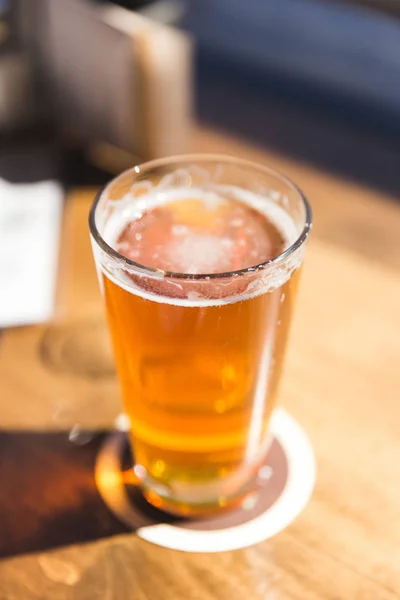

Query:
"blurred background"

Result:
[[1, 0, 400, 191]]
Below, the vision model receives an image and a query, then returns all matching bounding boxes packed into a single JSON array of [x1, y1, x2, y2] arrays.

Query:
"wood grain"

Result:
[[0, 126, 399, 599]]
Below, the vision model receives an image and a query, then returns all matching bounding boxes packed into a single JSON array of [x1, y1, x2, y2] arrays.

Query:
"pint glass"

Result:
[[89, 155, 312, 515]]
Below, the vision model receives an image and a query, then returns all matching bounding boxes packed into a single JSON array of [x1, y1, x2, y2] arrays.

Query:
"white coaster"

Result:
[[95, 408, 316, 553]]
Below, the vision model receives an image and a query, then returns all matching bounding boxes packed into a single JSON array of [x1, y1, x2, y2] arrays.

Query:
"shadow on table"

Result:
[[0, 431, 177, 559]]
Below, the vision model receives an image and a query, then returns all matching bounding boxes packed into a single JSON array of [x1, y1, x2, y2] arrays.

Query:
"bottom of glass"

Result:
[[141, 480, 258, 517], [137, 447, 272, 517]]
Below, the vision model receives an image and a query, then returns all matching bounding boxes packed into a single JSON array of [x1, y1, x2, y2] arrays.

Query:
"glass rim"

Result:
[[89, 153, 312, 281]]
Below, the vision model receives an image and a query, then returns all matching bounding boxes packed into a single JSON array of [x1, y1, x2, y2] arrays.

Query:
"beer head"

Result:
[[90, 155, 311, 305]]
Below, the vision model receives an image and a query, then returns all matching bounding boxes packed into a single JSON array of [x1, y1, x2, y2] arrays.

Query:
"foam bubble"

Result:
[[172, 224, 189, 237], [166, 234, 232, 275]]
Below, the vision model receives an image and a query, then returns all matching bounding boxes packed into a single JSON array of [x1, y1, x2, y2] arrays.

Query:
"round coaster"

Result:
[[95, 408, 315, 553]]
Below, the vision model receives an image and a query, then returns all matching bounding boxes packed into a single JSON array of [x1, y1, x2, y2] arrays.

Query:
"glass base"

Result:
[[133, 436, 274, 517], [141, 476, 260, 517]]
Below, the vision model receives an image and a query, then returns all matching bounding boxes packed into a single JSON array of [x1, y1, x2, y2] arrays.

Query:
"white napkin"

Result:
[[0, 179, 63, 327]]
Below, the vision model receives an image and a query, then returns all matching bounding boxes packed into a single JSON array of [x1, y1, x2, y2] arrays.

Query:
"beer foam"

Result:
[[165, 233, 234, 275], [101, 267, 288, 308], [99, 186, 303, 307], [104, 186, 298, 254]]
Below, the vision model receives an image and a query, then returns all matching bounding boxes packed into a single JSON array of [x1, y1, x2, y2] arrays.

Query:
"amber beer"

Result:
[[90, 156, 311, 515]]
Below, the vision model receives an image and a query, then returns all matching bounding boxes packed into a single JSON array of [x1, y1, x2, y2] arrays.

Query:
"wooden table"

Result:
[[1, 126, 399, 599]]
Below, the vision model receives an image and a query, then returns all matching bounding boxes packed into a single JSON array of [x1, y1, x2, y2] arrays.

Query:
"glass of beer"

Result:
[[89, 155, 312, 516]]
